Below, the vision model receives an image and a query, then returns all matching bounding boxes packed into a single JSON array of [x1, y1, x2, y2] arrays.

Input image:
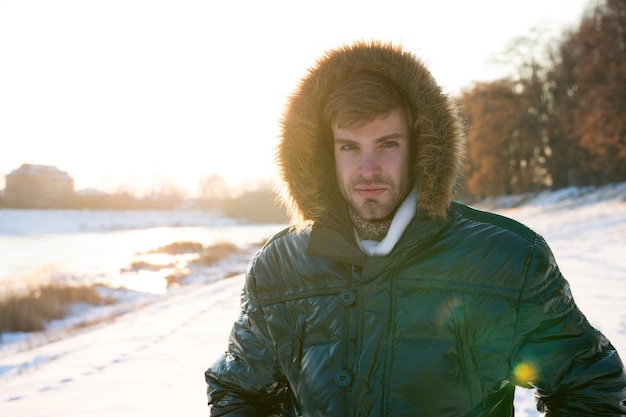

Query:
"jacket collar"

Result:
[[307, 198, 452, 264]]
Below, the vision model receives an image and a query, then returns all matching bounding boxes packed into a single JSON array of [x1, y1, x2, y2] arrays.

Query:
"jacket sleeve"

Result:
[[205, 262, 287, 417], [512, 235, 626, 416]]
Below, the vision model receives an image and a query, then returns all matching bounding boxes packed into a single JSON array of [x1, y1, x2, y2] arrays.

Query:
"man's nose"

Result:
[[359, 152, 382, 178]]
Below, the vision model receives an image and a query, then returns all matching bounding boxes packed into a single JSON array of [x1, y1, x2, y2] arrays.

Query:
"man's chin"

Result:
[[355, 205, 394, 222]]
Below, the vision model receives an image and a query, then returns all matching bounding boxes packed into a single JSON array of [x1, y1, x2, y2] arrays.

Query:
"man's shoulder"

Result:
[[252, 226, 312, 270], [246, 226, 335, 304], [451, 201, 538, 243], [261, 226, 310, 251]]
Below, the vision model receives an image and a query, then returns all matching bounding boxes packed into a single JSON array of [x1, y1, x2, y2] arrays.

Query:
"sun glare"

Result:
[[115, 270, 169, 295], [513, 362, 535, 384]]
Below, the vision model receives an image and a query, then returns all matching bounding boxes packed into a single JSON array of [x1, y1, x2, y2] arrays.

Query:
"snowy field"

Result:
[[1, 183, 625, 416]]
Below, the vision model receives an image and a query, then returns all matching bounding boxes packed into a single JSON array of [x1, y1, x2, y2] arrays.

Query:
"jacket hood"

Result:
[[276, 40, 465, 228]]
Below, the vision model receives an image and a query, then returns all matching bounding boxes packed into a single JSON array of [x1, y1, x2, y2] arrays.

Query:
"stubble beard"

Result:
[[341, 177, 410, 241]]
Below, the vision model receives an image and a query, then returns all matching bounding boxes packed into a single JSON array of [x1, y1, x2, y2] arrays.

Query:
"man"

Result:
[[205, 41, 626, 416]]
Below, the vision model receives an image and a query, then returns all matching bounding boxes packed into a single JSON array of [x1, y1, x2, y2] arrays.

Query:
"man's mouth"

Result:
[[355, 185, 387, 199]]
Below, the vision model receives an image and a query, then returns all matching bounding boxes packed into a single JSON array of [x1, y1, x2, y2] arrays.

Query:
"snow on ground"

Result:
[[1, 183, 625, 416], [1, 276, 243, 416]]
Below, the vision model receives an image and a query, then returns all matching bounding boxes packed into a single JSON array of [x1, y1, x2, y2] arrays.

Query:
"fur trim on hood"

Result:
[[276, 40, 465, 228]]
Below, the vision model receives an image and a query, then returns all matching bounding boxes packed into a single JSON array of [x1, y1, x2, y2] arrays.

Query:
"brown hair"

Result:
[[322, 71, 412, 129]]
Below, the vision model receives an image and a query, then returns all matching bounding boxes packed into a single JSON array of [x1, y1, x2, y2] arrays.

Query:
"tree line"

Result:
[[0, 173, 286, 224], [70, 178, 286, 224], [458, 0, 625, 198]]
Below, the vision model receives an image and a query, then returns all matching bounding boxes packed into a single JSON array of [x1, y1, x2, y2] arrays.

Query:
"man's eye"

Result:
[[340, 144, 357, 151], [382, 141, 398, 148]]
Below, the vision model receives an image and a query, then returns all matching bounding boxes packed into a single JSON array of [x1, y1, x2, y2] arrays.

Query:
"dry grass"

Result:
[[144, 240, 243, 267], [192, 242, 241, 266], [0, 240, 251, 335], [0, 283, 113, 334], [163, 268, 191, 287], [147, 240, 204, 254], [133, 241, 245, 287], [124, 260, 172, 271]]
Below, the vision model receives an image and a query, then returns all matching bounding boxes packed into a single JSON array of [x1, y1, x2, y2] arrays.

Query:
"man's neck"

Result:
[[348, 207, 393, 241], [349, 187, 418, 257]]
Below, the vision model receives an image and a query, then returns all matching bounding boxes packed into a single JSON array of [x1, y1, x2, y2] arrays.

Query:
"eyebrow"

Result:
[[333, 132, 407, 144]]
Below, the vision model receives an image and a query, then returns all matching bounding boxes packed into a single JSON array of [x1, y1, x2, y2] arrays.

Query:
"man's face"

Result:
[[332, 107, 412, 221]]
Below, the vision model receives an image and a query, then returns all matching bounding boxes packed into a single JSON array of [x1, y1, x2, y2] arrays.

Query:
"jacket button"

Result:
[[339, 289, 355, 305], [335, 370, 352, 387]]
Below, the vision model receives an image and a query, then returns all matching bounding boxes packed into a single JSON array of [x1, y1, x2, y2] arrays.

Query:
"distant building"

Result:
[[4, 164, 74, 208]]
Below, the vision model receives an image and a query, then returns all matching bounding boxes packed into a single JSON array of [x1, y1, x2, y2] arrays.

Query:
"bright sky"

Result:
[[0, 0, 591, 196]]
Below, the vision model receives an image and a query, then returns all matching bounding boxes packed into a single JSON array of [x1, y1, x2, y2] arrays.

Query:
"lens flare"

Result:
[[513, 362, 535, 383]]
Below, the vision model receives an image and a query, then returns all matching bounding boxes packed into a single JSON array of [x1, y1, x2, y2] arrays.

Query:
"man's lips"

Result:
[[355, 186, 387, 198]]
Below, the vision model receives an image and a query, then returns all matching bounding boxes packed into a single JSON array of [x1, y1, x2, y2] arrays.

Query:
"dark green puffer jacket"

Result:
[[205, 41, 626, 415], [206, 204, 626, 416]]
